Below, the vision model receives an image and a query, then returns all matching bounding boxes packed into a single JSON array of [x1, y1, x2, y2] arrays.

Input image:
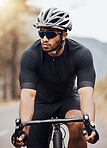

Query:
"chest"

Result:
[[38, 53, 76, 83]]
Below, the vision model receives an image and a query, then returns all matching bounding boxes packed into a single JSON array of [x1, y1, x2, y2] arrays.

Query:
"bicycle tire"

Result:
[[53, 125, 63, 148]]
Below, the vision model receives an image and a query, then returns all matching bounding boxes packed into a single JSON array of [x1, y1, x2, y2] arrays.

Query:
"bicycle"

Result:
[[12, 113, 99, 148]]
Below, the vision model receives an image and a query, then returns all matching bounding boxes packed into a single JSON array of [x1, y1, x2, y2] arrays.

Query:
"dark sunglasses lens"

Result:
[[38, 31, 57, 39], [38, 31, 44, 38], [46, 32, 57, 39]]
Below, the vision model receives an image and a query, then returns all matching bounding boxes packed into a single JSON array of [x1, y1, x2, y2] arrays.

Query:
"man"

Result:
[[12, 7, 99, 148]]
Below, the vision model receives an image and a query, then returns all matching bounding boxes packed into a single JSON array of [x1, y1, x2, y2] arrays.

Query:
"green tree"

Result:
[[0, 0, 40, 100]]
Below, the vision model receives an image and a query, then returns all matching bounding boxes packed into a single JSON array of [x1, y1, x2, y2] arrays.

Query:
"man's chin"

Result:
[[42, 47, 51, 52]]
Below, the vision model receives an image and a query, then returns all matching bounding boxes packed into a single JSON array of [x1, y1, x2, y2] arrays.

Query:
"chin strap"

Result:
[[48, 40, 64, 54]]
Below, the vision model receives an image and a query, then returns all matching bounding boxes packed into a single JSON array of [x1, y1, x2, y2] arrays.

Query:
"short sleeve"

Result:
[[76, 48, 96, 89], [19, 49, 39, 90]]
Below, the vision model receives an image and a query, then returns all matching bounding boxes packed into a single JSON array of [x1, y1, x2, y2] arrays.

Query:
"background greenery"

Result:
[[0, 0, 39, 100]]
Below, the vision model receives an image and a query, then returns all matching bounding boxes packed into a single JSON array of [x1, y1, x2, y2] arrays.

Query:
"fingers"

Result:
[[13, 134, 25, 147], [83, 130, 96, 143], [87, 131, 96, 143], [83, 130, 88, 139]]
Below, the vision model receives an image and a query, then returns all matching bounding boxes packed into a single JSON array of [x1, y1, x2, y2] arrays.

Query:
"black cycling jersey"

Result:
[[19, 38, 96, 103]]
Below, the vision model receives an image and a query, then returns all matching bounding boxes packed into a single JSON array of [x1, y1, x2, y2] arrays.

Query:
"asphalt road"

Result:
[[0, 102, 19, 148], [0, 102, 107, 148]]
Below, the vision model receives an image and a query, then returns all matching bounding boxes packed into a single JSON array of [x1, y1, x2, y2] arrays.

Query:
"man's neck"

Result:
[[48, 42, 65, 57]]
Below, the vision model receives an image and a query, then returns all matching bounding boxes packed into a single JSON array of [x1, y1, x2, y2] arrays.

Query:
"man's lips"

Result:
[[43, 44, 48, 48], [42, 43, 50, 48]]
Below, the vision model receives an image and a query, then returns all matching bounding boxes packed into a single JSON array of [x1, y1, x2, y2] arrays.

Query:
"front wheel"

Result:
[[53, 125, 63, 148]]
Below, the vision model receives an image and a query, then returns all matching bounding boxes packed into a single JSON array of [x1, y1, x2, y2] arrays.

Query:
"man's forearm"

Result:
[[78, 87, 95, 122], [19, 89, 36, 133], [80, 95, 95, 122]]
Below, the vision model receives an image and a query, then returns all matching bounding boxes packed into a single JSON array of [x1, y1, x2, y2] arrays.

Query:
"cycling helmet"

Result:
[[33, 7, 72, 31]]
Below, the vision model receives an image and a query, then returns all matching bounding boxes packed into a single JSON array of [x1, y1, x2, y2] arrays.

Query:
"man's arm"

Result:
[[19, 89, 36, 134], [78, 86, 96, 143], [78, 87, 95, 122], [13, 89, 36, 147]]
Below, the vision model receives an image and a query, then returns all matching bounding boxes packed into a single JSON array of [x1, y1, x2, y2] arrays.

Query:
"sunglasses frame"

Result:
[[38, 31, 63, 39]]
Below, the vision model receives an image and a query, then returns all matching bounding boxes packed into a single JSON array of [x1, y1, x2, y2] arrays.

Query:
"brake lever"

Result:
[[14, 117, 24, 146], [83, 113, 91, 136]]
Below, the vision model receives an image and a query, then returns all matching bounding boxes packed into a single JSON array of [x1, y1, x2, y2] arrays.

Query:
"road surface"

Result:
[[0, 101, 107, 148]]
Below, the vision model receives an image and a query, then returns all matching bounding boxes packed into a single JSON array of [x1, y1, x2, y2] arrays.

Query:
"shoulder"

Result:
[[21, 39, 42, 68], [66, 38, 90, 54], [66, 38, 93, 62], [22, 39, 42, 59]]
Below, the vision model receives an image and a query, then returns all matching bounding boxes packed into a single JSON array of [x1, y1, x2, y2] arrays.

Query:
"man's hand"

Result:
[[83, 129, 96, 143], [11, 131, 28, 147], [82, 127, 99, 144]]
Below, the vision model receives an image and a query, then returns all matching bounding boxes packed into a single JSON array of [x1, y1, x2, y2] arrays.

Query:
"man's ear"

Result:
[[62, 32, 68, 40]]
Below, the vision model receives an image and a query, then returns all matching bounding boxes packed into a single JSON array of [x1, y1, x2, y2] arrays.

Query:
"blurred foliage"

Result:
[[94, 74, 107, 129], [95, 75, 107, 100], [0, 0, 40, 99]]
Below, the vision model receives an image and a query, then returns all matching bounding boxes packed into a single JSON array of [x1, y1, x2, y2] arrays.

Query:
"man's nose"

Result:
[[43, 35, 48, 41]]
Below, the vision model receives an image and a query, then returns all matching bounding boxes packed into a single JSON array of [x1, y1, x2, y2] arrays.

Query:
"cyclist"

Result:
[[12, 7, 98, 148]]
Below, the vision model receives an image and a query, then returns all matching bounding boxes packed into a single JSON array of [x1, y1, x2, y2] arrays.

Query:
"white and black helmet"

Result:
[[33, 7, 72, 31]]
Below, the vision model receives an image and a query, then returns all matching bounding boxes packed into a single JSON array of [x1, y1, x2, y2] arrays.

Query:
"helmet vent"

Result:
[[50, 18, 60, 23], [65, 15, 69, 18], [51, 11, 58, 16], [57, 13, 65, 17], [44, 9, 50, 21], [59, 20, 69, 25]]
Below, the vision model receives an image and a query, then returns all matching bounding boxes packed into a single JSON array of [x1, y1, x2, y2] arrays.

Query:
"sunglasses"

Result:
[[38, 31, 62, 39]]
